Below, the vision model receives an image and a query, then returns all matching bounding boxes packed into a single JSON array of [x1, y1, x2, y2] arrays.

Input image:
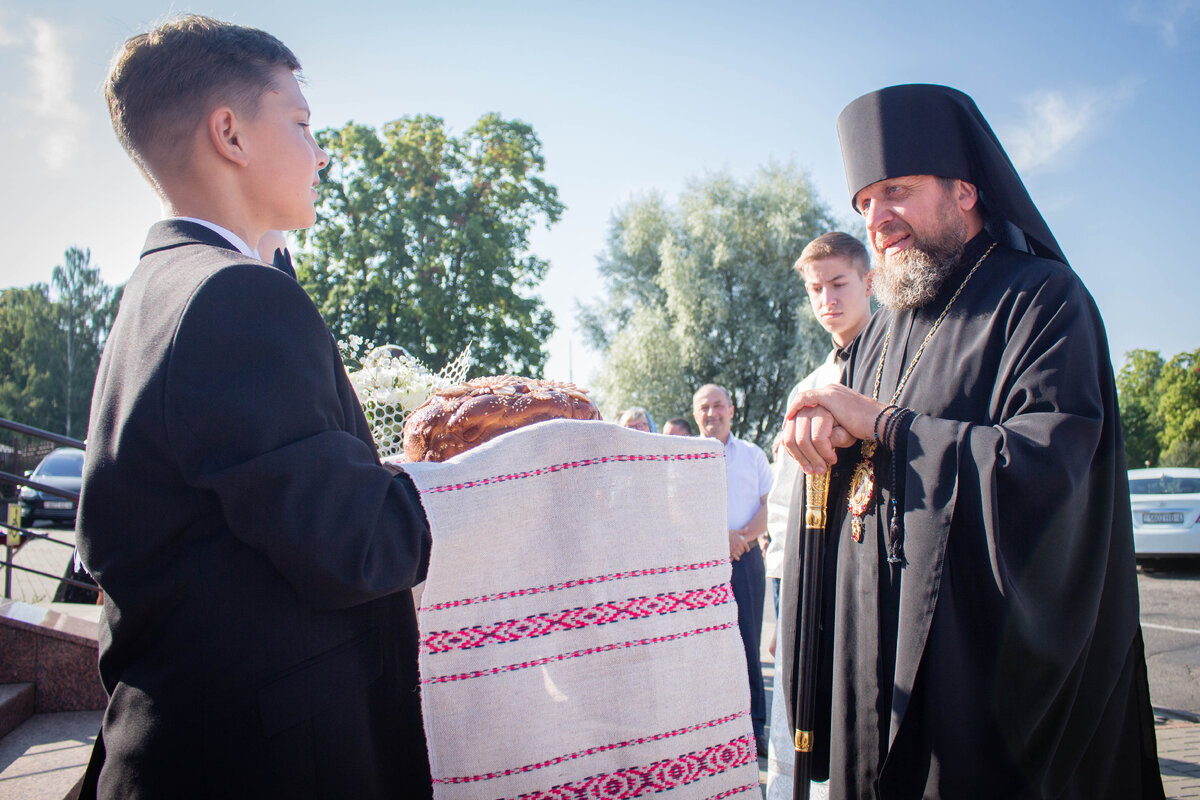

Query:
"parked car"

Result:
[[18, 447, 84, 527], [1129, 467, 1200, 558]]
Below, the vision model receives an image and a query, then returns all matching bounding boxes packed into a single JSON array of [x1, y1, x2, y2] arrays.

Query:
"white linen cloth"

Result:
[[395, 419, 760, 800]]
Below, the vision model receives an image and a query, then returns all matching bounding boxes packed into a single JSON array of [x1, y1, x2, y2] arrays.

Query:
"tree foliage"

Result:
[[0, 285, 62, 433], [1161, 439, 1200, 468], [1156, 350, 1200, 455], [0, 246, 120, 437], [1117, 349, 1165, 468], [297, 113, 564, 375], [1117, 347, 1200, 467], [580, 164, 842, 448], [52, 247, 115, 437]]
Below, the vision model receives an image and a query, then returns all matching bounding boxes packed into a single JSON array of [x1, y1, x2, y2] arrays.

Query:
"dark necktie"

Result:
[[272, 247, 297, 280]]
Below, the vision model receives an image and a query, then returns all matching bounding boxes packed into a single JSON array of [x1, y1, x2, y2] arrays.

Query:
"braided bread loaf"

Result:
[[401, 376, 601, 462]]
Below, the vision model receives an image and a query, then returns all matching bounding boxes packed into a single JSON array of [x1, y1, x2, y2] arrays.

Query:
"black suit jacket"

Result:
[[77, 221, 433, 799]]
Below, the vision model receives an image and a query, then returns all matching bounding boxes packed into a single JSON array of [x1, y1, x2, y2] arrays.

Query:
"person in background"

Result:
[[765, 232, 873, 614], [692, 383, 772, 758], [764, 231, 873, 800], [662, 417, 693, 436], [617, 407, 655, 432]]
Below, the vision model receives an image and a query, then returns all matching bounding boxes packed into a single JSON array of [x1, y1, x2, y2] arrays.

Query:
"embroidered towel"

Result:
[[396, 419, 759, 800]]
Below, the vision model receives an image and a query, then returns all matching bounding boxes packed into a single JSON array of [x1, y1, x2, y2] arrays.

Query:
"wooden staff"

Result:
[[792, 469, 830, 800]]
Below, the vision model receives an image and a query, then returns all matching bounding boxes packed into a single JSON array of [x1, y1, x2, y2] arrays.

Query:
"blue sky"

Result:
[[2, 0, 1197, 387]]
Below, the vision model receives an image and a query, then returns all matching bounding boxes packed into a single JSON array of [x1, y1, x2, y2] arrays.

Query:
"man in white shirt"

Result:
[[764, 232, 873, 799], [693, 383, 773, 757]]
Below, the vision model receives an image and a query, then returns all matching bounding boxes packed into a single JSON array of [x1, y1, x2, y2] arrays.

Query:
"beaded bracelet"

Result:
[[873, 404, 897, 443], [883, 405, 906, 451]]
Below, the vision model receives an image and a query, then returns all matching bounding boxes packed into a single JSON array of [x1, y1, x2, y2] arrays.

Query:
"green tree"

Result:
[[581, 164, 841, 447], [51, 247, 113, 438], [297, 113, 563, 375], [0, 285, 64, 433], [578, 193, 674, 349], [0, 249, 121, 438], [1156, 348, 1200, 457], [1160, 439, 1200, 468], [1116, 348, 1165, 468]]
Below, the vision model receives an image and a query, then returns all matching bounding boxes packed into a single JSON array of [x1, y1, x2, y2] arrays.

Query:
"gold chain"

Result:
[[870, 242, 996, 404], [847, 241, 997, 546]]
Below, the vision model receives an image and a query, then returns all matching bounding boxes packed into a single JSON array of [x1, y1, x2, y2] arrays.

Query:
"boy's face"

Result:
[[801, 256, 873, 347], [241, 67, 328, 234]]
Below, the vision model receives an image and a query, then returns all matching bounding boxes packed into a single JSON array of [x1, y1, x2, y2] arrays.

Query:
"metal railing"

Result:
[[0, 418, 97, 602]]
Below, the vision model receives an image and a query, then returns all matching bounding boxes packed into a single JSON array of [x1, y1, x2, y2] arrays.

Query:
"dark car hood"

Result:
[[26, 475, 82, 495]]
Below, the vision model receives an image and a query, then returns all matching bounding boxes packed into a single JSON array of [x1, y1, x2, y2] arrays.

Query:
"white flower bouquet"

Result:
[[342, 337, 472, 458]]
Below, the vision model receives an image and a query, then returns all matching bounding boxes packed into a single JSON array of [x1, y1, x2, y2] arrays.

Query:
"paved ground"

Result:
[[753, 589, 1200, 798], [4, 529, 1199, 798], [2, 525, 77, 606]]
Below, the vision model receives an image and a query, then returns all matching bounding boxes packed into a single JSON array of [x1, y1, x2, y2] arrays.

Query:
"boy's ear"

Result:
[[208, 107, 250, 167]]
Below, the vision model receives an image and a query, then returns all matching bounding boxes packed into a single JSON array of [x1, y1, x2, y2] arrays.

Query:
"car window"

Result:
[[1130, 476, 1200, 494], [36, 451, 84, 477]]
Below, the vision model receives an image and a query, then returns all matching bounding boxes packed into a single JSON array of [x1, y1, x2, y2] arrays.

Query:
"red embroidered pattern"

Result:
[[503, 735, 756, 800], [422, 584, 732, 654], [433, 710, 750, 784], [421, 621, 737, 685], [420, 451, 720, 495], [703, 787, 761, 800], [422, 560, 727, 612]]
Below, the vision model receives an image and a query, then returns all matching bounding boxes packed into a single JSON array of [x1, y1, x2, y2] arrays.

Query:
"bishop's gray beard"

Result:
[[872, 222, 968, 311]]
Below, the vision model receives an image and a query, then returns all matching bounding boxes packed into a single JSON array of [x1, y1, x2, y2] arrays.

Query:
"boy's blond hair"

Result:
[[794, 232, 870, 277]]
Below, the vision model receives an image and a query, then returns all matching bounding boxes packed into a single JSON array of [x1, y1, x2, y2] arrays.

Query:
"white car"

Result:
[[1129, 467, 1200, 558]]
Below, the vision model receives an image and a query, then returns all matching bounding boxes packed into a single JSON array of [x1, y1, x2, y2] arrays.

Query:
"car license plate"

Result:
[[1143, 511, 1184, 524], [44, 500, 73, 510]]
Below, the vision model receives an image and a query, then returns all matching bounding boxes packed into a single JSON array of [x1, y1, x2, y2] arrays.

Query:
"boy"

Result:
[[763, 231, 872, 800], [765, 232, 873, 607], [78, 16, 432, 799]]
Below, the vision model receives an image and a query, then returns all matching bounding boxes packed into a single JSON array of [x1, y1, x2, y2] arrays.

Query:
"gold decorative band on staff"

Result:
[[806, 471, 830, 511], [795, 730, 813, 752], [804, 507, 826, 528]]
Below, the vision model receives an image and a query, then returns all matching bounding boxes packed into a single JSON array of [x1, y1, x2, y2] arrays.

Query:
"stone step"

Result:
[[0, 682, 34, 740], [0, 600, 106, 714], [0, 709, 102, 800]]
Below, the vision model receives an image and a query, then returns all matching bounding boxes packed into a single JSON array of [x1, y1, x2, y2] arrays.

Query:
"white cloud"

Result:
[[1000, 84, 1135, 174], [26, 18, 85, 169], [1130, 0, 1200, 46]]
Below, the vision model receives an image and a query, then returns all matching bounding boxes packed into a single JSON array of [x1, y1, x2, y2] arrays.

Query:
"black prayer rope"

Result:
[[874, 404, 896, 443], [885, 407, 917, 565]]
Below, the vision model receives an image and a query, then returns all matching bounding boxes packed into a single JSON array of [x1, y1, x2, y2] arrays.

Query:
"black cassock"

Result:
[[779, 232, 1164, 799]]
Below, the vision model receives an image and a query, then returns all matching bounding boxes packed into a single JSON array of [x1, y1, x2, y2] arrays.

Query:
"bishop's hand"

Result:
[[783, 384, 889, 473]]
